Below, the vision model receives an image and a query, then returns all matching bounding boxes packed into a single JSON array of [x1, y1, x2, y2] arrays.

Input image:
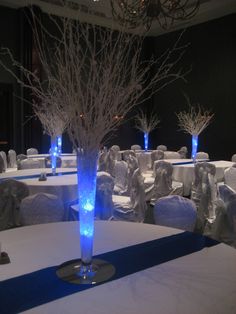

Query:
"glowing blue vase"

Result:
[[144, 132, 149, 151], [191, 134, 198, 162], [57, 135, 62, 155], [50, 135, 58, 175], [77, 149, 98, 274]]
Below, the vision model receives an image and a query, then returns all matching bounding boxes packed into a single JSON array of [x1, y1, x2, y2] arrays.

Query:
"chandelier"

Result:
[[110, 0, 200, 31]]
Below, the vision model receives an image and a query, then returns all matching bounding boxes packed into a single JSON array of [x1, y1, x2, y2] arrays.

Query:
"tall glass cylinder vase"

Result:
[[191, 134, 198, 162], [50, 135, 58, 175], [56, 148, 116, 284], [144, 132, 149, 151], [77, 149, 98, 268]]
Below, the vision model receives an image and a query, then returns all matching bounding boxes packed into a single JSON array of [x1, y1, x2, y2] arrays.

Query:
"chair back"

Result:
[[20, 192, 65, 225], [231, 154, 236, 162], [196, 152, 209, 160], [156, 145, 167, 151], [0, 155, 5, 173], [95, 171, 115, 220], [224, 167, 236, 192], [113, 161, 128, 195], [177, 146, 188, 159], [164, 151, 181, 159], [122, 150, 136, 162], [0, 179, 29, 230], [219, 184, 236, 204], [0, 151, 7, 171], [151, 150, 164, 169], [131, 144, 141, 151], [26, 148, 38, 155], [154, 195, 197, 231], [8, 149, 17, 168]]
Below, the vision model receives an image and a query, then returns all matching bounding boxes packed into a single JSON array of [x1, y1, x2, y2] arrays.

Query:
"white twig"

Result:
[[135, 110, 160, 133]]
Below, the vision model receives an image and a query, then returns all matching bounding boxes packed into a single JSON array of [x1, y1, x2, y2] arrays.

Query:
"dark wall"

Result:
[[0, 5, 235, 158], [112, 14, 236, 160]]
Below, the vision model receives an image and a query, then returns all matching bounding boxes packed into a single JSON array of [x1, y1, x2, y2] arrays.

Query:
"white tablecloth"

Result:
[[173, 160, 234, 195], [19, 174, 78, 206], [0, 221, 236, 314], [27, 154, 77, 168]]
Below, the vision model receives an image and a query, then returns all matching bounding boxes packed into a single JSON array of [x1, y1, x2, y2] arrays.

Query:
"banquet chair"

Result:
[[110, 145, 121, 161], [103, 148, 117, 177], [218, 184, 236, 204], [196, 152, 209, 160], [17, 159, 42, 170], [177, 146, 188, 159], [8, 149, 17, 168], [70, 172, 115, 221], [16, 154, 27, 161], [146, 160, 183, 202], [131, 144, 142, 151], [113, 160, 128, 195], [224, 166, 236, 192], [0, 179, 29, 231], [98, 151, 108, 171], [137, 152, 149, 173], [26, 148, 39, 155], [153, 195, 197, 232], [0, 155, 5, 173], [151, 150, 164, 169], [126, 155, 139, 195], [0, 151, 7, 171], [204, 197, 236, 248], [113, 168, 147, 222], [164, 151, 181, 159], [20, 192, 65, 225], [122, 149, 136, 162], [191, 162, 217, 224], [156, 145, 167, 151], [45, 156, 62, 168], [231, 154, 236, 163]]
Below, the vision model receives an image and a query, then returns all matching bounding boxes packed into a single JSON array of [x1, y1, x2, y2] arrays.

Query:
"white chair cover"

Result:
[[151, 150, 164, 169], [154, 195, 197, 231], [17, 159, 43, 170], [164, 151, 181, 159], [137, 153, 149, 173], [131, 144, 142, 151], [104, 149, 116, 177], [177, 146, 188, 159], [98, 151, 108, 171], [0, 151, 7, 171], [191, 162, 217, 220], [0, 179, 29, 230], [196, 152, 209, 160], [122, 150, 136, 162], [110, 145, 120, 152], [95, 171, 115, 220], [147, 160, 183, 202], [231, 154, 236, 162], [20, 192, 65, 225], [224, 167, 236, 192], [113, 160, 128, 195], [26, 148, 39, 155], [218, 184, 236, 204], [126, 155, 139, 195], [113, 168, 147, 222], [0, 155, 5, 173], [45, 156, 62, 168], [70, 172, 115, 221], [17, 154, 27, 161], [8, 149, 17, 168], [110, 145, 121, 161], [156, 145, 167, 151]]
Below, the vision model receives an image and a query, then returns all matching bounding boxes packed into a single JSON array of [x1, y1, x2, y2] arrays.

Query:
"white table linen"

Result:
[[0, 221, 236, 314]]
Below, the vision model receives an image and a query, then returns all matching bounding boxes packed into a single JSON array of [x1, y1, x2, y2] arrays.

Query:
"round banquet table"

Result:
[[0, 167, 77, 180], [27, 154, 77, 168], [172, 160, 235, 196], [18, 173, 78, 205], [0, 221, 236, 314]]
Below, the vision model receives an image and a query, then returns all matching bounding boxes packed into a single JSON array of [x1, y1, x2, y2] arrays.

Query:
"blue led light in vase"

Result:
[[57, 135, 62, 155], [144, 132, 149, 151], [51, 136, 58, 175]]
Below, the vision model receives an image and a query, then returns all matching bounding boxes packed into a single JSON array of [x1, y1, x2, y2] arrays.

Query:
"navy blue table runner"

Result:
[[0, 231, 218, 314]]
